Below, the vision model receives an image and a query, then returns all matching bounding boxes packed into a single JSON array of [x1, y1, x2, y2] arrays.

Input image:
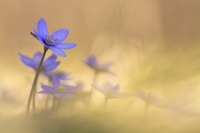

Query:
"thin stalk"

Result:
[[56, 98, 61, 113], [52, 96, 57, 112], [88, 71, 98, 104], [26, 47, 48, 115], [104, 97, 108, 110], [45, 79, 52, 110], [45, 95, 50, 110]]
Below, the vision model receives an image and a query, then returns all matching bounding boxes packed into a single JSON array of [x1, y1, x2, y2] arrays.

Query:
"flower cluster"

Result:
[[32, 18, 77, 57], [20, 18, 163, 115]]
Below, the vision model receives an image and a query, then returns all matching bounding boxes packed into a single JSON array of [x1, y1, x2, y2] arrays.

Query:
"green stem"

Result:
[[88, 71, 98, 104], [26, 47, 48, 115], [104, 97, 108, 109], [56, 98, 61, 113], [45, 95, 50, 110], [52, 96, 57, 112]]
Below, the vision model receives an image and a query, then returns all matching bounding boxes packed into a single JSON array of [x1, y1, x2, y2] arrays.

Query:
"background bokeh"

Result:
[[1, 0, 200, 132]]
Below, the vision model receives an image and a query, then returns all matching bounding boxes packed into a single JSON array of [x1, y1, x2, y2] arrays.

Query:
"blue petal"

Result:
[[49, 46, 66, 57], [52, 76, 61, 87], [19, 54, 34, 69], [33, 51, 42, 64], [53, 71, 69, 80], [44, 61, 60, 72], [43, 54, 57, 66], [55, 43, 77, 49], [39, 90, 52, 94], [32, 24, 49, 48], [37, 18, 48, 38], [54, 93, 63, 98], [64, 93, 74, 98], [41, 85, 57, 92], [112, 85, 120, 92], [102, 62, 113, 68], [52, 28, 69, 43]]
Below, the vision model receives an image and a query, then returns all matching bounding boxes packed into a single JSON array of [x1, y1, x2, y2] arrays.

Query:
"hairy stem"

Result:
[[26, 47, 48, 115]]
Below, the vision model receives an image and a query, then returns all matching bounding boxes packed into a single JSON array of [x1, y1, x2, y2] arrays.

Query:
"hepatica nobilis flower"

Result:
[[32, 18, 77, 57], [19, 51, 60, 72], [85, 55, 114, 75], [135, 89, 158, 105], [39, 77, 82, 98], [93, 82, 123, 99], [42, 71, 71, 81]]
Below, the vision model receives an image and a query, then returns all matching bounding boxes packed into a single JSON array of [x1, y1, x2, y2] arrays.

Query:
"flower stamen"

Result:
[[45, 34, 59, 45]]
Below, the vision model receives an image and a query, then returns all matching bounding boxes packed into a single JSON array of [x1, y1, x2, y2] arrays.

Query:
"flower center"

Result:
[[57, 87, 66, 93], [45, 34, 59, 45]]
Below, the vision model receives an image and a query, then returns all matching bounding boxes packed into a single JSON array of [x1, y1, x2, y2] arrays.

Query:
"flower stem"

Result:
[[52, 96, 57, 112], [56, 98, 61, 113], [104, 97, 108, 110], [88, 72, 98, 105], [26, 47, 48, 115]]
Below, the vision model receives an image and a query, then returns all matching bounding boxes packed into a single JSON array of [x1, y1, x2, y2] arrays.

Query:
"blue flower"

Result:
[[93, 82, 123, 99], [85, 55, 114, 75], [135, 89, 158, 105], [42, 71, 71, 81], [32, 18, 77, 57], [39, 77, 82, 98], [19, 51, 60, 72]]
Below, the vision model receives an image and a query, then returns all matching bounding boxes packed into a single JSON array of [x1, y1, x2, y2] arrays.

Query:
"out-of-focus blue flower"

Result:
[[42, 71, 71, 81], [32, 18, 77, 57], [93, 82, 123, 99], [134, 89, 158, 105], [19, 51, 60, 72], [39, 77, 82, 98], [85, 55, 114, 75]]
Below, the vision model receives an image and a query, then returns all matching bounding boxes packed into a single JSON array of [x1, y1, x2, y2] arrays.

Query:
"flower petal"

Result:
[[93, 83, 105, 95], [19, 53, 34, 69], [55, 43, 77, 49], [112, 85, 120, 92], [52, 28, 69, 43], [37, 18, 48, 38], [43, 54, 57, 66], [53, 71, 70, 80], [52, 76, 61, 87], [41, 84, 57, 92], [39, 90, 52, 94], [33, 51, 42, 64], [32, 24, 49, 48], [44, 61, 60, 72], [102, 62, 113, 68], [49, 46, 66, 57], [64, 93, 74, 98], [54, 93, 63, 98]]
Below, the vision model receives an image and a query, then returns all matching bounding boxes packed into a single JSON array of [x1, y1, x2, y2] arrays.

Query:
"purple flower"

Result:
[[39, 77, 82, 98], [42, 71, 71, 81], [19, 51, 60, 72], [32, 18, 77, 57], [135, 89, 158, 105], [85, 55, 114, 75], [93, 82, 123, 99]]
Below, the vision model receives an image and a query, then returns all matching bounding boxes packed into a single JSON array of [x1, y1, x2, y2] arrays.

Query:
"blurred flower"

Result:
[[32, 18, 77, 57], [85, 55, 114, 75], [19, 51, 60, 72], [135, 89, 159, 106], [42, 71, 71, 81], [39, 77, 82, 98], [93, 82, 123, 99]]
